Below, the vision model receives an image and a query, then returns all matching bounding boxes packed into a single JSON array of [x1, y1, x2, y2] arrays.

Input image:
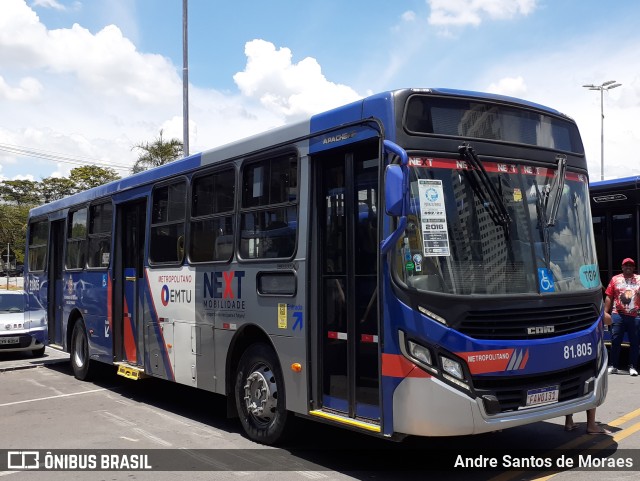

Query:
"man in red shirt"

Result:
[[604, 258, 640, 376]]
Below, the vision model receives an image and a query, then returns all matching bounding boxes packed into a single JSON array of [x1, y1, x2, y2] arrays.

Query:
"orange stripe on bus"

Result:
[[381, 353, 430, 379]]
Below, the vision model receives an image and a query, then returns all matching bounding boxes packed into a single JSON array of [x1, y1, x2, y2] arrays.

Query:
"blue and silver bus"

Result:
[[26, 88, 607, 444]]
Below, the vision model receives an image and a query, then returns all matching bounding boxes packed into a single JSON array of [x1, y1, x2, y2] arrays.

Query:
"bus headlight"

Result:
[[408, 340, 433, 366], [440, 356, 470, 391], [441, 356, 464, 380], [399, 331, 437, 374]]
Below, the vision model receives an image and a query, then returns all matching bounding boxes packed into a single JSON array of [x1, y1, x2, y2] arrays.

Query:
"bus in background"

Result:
[[590, 176, 640, 285], [590, 175, 640, 344], [26, 88, 607, 444]]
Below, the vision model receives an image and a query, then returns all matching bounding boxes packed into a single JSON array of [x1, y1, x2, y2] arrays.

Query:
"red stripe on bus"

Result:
[[381, 353, 430, 378], [327, 331, 347, 340], [409, 157, 587, 183], [123, 299, 137, 363]]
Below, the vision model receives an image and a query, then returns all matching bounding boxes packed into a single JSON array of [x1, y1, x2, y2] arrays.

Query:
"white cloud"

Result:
[[0, 76, 43, 100], [428, 0, 537, 27], [402, 11, 417, 22], [487, 76, 528, 97], [233, 39, 361, 120], [31, 0, 66, 10]]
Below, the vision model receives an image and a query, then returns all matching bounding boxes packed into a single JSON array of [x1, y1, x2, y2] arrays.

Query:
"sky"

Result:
[[1, 0, 640, 183]]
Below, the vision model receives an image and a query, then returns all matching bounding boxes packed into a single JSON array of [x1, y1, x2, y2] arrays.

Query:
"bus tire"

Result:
[[234, 343, 289, 445], [70, 319, 93, 381]]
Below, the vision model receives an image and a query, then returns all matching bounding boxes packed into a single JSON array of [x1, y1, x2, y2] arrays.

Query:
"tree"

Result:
[[39, 176, 76, 203], [131, 129, 183, 174], [68, 165, 120, 192], [0, 204, 31, 263], [0, 179, 41, 206]]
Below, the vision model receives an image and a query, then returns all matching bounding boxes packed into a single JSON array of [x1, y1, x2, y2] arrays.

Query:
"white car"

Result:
[[0, 290, 47, 357]]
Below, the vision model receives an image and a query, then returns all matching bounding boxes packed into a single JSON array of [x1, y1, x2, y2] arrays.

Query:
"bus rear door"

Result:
[[114, 199, 147, 367]]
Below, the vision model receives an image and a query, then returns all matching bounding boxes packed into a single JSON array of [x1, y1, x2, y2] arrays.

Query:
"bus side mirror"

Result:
[[385, 164, 404, 217]]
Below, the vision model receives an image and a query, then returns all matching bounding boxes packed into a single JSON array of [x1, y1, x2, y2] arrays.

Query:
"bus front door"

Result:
[[314, 140, 381, 424], [114, 199, 147, 367]]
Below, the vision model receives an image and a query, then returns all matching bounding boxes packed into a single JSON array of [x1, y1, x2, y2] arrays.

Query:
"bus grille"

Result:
[[472, 363, 596, 413], [458, 304, 598, 340]]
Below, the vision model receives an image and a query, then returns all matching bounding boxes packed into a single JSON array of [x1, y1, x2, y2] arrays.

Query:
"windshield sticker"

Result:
[[513, 188, 522, 202], [579, 264, 600, 288], [417, 179, 450, 257], [413, 253, 423, 272], [538, 268, 555, 293]]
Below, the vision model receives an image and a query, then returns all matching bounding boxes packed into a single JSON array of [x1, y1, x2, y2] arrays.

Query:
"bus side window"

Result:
[[189, 168, 235, 263], [240, 155, 298, 260], [87, 202, 113, 269], [66, 207, 87, 270], [150, 181, 186, 265]]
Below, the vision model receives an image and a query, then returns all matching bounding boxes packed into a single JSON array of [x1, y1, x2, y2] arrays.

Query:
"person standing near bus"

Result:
[[605, 258, 640, 376]]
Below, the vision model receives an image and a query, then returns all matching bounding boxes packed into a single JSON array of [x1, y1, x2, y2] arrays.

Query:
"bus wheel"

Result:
[[235, 343, 289, 445], [71, 319, 93, 381]]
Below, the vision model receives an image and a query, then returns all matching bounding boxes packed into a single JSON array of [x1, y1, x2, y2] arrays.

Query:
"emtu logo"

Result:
[[160, 285, 192, 306]]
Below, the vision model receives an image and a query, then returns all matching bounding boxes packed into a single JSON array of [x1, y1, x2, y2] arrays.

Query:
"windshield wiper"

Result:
[[533, 179, 552, 269], [458, 143, 511, 233], [545, 154, 567, 226]]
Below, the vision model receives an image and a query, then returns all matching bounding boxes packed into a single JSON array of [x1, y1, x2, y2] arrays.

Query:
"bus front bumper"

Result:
[[391, 353, 608, 437]]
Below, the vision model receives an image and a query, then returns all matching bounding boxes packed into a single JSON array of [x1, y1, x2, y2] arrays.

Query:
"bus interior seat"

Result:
[[214, 234, 234, 260]]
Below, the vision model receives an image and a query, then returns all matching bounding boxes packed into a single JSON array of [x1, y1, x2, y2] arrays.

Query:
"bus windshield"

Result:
[[397, 157, 598, 296]]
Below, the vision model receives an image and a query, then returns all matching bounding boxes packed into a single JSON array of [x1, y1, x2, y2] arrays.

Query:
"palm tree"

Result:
[[131, 130, 184, 174]]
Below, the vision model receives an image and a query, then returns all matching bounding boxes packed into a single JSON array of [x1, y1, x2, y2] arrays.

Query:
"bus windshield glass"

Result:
[[397, 158, 598, 296], [405, 95, 584, 154]]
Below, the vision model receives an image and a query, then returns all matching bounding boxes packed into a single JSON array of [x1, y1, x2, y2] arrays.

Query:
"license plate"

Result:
[[525, 385, 559, 407], [0, 337, 20, 345]]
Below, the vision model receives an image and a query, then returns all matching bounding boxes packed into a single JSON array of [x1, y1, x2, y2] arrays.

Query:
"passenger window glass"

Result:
[[87, 202, 113, 268], [240, 155, 298, 259], [189, 168, 236, 263], [66, 208, 87, 269], [150, 182, 186, 264], [28, 220, 49, 272]]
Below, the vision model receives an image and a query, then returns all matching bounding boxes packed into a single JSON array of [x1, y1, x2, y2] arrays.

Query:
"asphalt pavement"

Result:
[[0, 347, 69, 372]]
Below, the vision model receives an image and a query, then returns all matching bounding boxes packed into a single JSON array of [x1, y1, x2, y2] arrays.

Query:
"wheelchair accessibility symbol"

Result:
[[537, 268, 555, 293]]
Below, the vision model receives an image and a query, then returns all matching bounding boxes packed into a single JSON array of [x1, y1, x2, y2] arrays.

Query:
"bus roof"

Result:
[[590, 176, 640, 191]]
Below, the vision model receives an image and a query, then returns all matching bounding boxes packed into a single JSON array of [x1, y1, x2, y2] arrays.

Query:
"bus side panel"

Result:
[[62, 270, 112, 362]]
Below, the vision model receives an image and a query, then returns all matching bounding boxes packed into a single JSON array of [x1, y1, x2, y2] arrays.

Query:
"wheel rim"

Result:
[[242, 363, 278, 427], [73, 328, 86, 368]]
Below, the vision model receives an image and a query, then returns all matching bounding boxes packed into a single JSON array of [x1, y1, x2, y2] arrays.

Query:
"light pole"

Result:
[[182, 0, 189, 157], [582, 80, 621, 181]]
